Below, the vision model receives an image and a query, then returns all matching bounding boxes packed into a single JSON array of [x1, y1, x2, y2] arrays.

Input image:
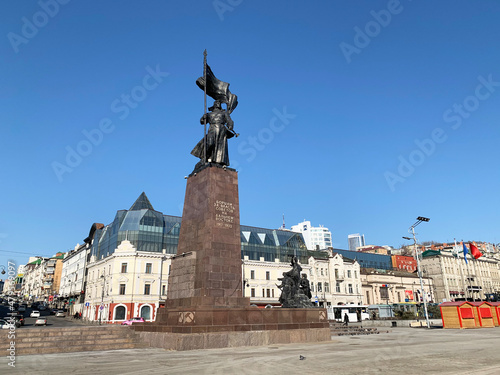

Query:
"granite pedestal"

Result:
[[134, 164, 330, 350]]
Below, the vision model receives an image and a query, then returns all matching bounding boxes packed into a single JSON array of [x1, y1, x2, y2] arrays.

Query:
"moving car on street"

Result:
[[55, 310, 65, 317], [34, 317, 47, 326], [30, 310, 41, 318]]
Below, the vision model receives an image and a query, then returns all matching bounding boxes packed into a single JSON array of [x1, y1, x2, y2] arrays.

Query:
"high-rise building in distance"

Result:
[[290, 220, 332, 250], [348, 233, 365, 251]]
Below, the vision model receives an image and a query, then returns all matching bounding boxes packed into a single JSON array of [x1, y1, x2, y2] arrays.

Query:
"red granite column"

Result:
[[166, 165, 249, 308]]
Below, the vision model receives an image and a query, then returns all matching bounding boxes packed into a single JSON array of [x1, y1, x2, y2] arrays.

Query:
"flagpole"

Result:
[[455, 239, 466, 301], [203, 49, 207, 164], [463, 241, 473, 301]]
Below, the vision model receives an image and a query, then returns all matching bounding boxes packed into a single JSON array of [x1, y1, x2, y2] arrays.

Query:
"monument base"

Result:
[[135, 327, 331, 351], [133, 307, 330, 350]]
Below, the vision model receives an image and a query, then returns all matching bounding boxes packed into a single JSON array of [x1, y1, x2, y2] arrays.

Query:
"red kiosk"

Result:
[[440, 301, 477, 329]]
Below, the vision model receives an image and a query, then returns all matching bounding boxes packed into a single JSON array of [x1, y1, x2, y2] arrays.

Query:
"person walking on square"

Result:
[[343, 312, 349, 326]]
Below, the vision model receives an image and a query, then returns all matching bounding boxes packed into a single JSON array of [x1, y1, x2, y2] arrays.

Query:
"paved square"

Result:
[[8, 328, 500, 374]]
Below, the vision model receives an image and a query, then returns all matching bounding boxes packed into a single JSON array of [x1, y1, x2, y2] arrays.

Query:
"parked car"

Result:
[[30, 310, 41, 318], [18, 305, 26, 312], [38, 305, 46, 311], [55, 310, 65, 317], [121, 317, 145, 326], [2, 317, 20, 328], [34, 317, 47, 326], [0, 319, 12, 329]]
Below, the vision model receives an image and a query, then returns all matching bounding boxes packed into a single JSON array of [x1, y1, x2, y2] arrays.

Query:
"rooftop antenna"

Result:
[[282, 214, 286, 229]]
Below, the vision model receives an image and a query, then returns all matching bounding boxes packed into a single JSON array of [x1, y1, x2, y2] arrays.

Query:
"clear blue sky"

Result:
[[1, 0, 499, 271]]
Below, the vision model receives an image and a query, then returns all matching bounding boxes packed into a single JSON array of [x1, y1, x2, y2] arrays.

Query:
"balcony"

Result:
[[467, 286, 482, 292]]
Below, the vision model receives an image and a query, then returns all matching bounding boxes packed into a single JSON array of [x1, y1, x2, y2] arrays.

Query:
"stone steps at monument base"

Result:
[[0, 326, 148, 355]]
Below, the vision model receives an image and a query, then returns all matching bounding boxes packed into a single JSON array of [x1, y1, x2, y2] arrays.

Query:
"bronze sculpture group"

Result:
[[277, 256, 313, 308]]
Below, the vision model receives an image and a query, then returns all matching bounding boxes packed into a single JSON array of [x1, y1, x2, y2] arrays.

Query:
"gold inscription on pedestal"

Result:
[[214, 200, 234, 229]]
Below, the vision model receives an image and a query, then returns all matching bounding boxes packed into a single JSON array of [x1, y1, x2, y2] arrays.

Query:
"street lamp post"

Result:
[[99, 272, 105, 325], [404, 216, 431, 329]]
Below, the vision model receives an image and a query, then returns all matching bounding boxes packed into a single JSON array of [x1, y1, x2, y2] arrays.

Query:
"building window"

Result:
[[325, 282, 330, 293], [140, 305, 151, 320], [317, 282, 322, 292], [336, 282, 341, 293], [266, 271, 270, 280], [119, 284, 126, 295], [250, 270, 255, 279], [121, 263, 127, 273], [144, 284, 151, 295], [114, 306, 126, 320], [311, 282, 314, 292], [266, 289, 271, 298], [251, 288, 255, 297], [262, 289, 265, 297], [354, 271, 357, 278], [145, 263, 152, 274], [348, 284, 353, 294], [347, 270, 351, 278], [335, 269, 339, 279], [380, 286, 389, 300], [272, 289, 274, 298], [366, 291, 371, 305], [162, 285, 166, 295], [321, 268, 324, 276]]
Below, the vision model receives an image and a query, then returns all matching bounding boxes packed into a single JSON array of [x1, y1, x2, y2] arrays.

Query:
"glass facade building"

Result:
[[240, 226, 309, 263], [348, 233, 365, 251], [331, 249, 392, 270], [91, 193, 309, 263], [91, 193, 181, 260]]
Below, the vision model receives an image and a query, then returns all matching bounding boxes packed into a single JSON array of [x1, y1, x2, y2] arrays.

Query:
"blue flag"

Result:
[[463, 242, 468, 264]]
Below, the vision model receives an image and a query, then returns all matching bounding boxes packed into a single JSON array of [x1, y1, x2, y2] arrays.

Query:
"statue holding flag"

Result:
[[191, 51, 238, 169]]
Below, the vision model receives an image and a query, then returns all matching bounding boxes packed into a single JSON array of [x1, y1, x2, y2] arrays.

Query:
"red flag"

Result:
[[469, 242, 483, 259]]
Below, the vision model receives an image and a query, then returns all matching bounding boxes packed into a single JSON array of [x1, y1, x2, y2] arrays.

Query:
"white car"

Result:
[[55, 311, 65, 317], [34, 317, 47, 326], [30, 310, 41, 318], [0, 319, 11, 329]]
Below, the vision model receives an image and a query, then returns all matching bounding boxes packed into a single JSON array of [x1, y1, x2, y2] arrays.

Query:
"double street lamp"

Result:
[[403, 216, 431, 329]]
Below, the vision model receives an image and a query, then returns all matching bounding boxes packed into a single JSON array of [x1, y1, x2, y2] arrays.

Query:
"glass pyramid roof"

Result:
[[129, 192, 154, 211]]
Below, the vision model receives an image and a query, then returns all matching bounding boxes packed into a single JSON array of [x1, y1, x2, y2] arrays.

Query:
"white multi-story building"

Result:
[[291, 220, 332, 250], [420, 248, 500, 303], [59, 243, 92, 314], [20, 253, 64, 302], [84, 240, 172, 323], [243, 249, 362, 307], [361, 269, 434, 305], [348, 233, 365, 251]]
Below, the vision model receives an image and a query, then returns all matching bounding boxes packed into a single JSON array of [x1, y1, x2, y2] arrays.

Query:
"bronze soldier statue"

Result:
[[191, 100, 236, 166]]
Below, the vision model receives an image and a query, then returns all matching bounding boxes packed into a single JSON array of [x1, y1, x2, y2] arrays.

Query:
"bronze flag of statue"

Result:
[[191, 51, 238, 168]]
